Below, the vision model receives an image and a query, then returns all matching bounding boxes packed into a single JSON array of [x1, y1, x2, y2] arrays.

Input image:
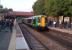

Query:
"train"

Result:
[[22, 15, 48, 30]]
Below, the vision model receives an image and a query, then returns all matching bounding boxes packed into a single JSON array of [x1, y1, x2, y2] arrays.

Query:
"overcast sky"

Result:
[[1, 0, 37, 12]]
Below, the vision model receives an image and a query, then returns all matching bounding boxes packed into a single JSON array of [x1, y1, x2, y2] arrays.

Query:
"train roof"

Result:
[[23, 15, 46, 19], [23, 16, 34, 19], [35, 15, 46, 17]]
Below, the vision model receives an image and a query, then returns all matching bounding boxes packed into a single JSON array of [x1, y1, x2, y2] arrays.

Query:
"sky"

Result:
[[1, 0, 37, 12]]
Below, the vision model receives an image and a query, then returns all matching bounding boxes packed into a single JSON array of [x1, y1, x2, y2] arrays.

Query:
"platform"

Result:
[[16, 20, 30, 50], [49, 27, 72, 34], [8, 19, 30, 50], [0, 27, 11, 50]]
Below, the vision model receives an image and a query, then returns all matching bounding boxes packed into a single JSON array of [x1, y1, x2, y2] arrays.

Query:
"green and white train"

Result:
[[22, 15, 48, 30]]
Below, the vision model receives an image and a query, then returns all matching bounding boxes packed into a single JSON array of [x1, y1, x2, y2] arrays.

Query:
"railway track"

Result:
[[19, 23, 72, 50], [24, 23, 72, 49], [19, 23, 49, 50], [23, 23, 72, 49], [40, 30, 72, 50]]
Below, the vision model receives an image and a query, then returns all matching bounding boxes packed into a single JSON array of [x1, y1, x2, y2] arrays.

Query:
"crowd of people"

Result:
[[47, 20, 72, 29], [0, 19, 14, 32]]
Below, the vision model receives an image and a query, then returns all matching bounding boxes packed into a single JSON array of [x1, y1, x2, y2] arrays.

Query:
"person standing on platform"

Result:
[[0, 20, 1, 31]]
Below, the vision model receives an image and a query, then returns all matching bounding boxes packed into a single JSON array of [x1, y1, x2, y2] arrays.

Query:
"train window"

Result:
[[28, 19, 32, 23], [38, 17, 40, 23], [33, 19, 36, 24], [45, 17, 47, 23]]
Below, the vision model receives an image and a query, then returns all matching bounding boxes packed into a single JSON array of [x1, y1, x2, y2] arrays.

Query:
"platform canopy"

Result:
[[7, 11, 34, 17]]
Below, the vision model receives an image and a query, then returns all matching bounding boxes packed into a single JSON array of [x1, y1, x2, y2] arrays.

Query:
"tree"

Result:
[[32, 0, 45, 15], [0, 5, 3, 8], [45, 0, 72, 27], [45, 0, 64, 16], [33, 0, 72, 27], [0, 5, 3, 13]]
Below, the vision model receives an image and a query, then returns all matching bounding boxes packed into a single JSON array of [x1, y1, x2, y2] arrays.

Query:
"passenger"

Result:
[[6, 19, 9, 28], [11, 19, 14, 26], [9, 19, 14, 32], [55, 21, 59, 27], [64, 21, 67, 28], [0, 20, 1, 31], [1, 20, 5, 30], [10, 20, 12, 31], [0, 20, 2, 29], [53, 21, 56, 27], [3, 19, 6, 28], [47, 20, 53, 27], [68, 22, 71, 28]]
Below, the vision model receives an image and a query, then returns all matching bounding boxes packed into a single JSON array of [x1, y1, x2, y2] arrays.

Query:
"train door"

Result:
[[33, 17, 38, 27], [40, 16, 46, 27]]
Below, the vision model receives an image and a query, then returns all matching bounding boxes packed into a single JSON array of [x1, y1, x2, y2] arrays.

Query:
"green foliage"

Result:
[[0, 5, 3, 8], [0, 6, 13, 13], [45, 0, 56, 16], [32, 0, 45, 15], [0, 5, 3, 13], [33, 0, 72, 17], [0, 5, 13, 17]]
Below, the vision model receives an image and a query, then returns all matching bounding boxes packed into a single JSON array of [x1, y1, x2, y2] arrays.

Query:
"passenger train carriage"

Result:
[[22, 15, 48, 30]]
